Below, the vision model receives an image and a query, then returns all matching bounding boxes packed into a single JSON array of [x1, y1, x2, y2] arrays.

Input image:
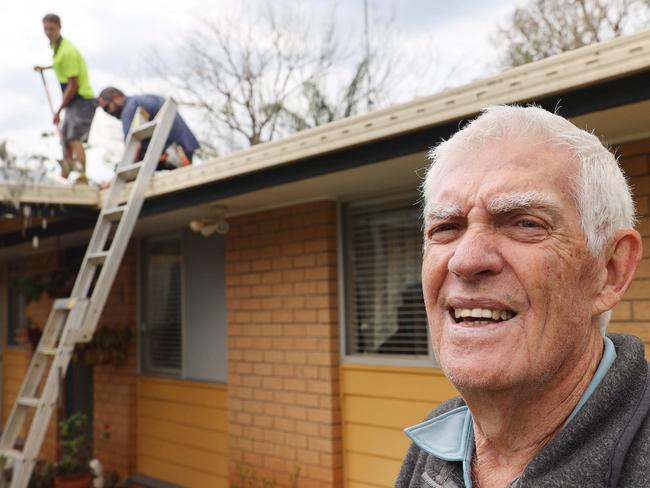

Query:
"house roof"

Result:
[[2, 29, 650, 248]]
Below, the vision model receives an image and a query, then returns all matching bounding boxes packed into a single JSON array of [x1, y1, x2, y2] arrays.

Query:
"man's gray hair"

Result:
[[421, 105, 636, 335]]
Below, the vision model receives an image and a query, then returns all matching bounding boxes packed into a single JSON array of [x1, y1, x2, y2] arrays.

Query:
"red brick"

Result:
[[274, 364, 295, 377], [261, 271, 283, 284], [284, 378, 306, 392], [271, 309, 293, 323], [295, 393, 320, 407], [273, 417, 295, 432], [227, 202, 340, 487], [293, 255, 317, 268], [285, 405, 307, 420], [285, 352, 307, 365], [294, 310, 317, 322]]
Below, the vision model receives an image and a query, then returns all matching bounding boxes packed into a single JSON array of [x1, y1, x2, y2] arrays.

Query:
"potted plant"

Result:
[[74, 326, 132, 367], [55, 412, 93, 488]]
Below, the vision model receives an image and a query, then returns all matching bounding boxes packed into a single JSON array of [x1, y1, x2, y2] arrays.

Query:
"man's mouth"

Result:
[[450, 307, 516, 325]]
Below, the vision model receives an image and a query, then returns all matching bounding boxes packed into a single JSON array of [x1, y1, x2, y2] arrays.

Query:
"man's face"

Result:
[[42, 21, 61, 43], [98, 96, 123, 118], [422, 139, 602, 391]]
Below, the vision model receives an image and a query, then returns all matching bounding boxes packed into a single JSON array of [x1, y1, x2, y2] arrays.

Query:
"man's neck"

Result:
[[464, 333, 604, 488], [50, 36, 62, 50]]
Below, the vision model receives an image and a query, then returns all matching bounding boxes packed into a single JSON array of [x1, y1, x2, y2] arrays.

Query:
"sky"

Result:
[[0, 0, 521, 183]]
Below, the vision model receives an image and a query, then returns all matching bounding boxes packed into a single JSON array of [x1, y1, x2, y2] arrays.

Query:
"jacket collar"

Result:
[[404, 337, 616, 487]]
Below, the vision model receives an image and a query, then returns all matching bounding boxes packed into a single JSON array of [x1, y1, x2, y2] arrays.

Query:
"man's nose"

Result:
[[447, 227, 504, 280]]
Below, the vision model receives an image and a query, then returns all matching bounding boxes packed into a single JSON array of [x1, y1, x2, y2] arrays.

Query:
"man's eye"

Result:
[[426, 223, 460, 240], [516, 219, 541, 228], [434, 223, 458, 233]]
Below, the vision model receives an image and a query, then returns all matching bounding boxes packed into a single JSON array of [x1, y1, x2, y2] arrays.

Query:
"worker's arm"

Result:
[[33, 65, 53, 72], [53, 76, 79, 125]]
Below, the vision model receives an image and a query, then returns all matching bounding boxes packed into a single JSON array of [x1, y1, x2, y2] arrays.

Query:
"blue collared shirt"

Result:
[[120, 95, 200, 158], [404, 337, 617, 487]]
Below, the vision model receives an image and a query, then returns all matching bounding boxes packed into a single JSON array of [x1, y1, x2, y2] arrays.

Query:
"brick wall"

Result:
[[93, 243, 138, 476], [226, 201, 342, 488], [610, 138, 650, 355]]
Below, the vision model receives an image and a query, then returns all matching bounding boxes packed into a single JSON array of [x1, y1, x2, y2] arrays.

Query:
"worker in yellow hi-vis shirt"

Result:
[[34, 13, 96, 183]]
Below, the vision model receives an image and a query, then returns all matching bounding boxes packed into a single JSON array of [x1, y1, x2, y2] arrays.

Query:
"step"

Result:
[[0, 448, 24, 461], [16, 397, 39, 409], [53, 298, 77, 311], [103, 205, 126, 222], [116, 161, 143, 182], [86, 251, 109, 266], [131, 121, 157, 141], [38, 347, 58, 356]]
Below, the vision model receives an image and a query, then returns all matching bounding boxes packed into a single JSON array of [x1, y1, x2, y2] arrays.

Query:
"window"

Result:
[[141, 236, 183, 374], [344, 195, 429, 358], [140, 231, 227, 381]]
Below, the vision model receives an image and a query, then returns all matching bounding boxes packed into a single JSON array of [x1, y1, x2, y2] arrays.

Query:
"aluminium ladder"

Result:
[[0, 99, 178, 488]]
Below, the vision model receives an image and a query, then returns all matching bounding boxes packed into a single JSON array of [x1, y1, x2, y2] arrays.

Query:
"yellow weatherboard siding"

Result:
[[3, 349, 30, 429], [341, 364, 458, 488], [136, 377, 228, 488]]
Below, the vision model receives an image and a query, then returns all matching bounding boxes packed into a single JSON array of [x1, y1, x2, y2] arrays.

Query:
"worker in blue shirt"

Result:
[[97, 87, 200, 169]]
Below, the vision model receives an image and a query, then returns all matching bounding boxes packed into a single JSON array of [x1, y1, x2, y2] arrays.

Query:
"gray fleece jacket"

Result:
[[395, 334, 650, 488]]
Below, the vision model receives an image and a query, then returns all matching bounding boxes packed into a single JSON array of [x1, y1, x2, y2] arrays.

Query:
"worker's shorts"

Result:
[[62, 97, 97, 144]]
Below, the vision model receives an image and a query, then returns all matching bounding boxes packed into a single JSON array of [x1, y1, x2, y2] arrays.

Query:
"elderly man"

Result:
[[397, 105, 649, 487]]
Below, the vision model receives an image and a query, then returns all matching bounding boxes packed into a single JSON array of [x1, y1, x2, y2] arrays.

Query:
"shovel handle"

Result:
[[38, 70, 63, 140]]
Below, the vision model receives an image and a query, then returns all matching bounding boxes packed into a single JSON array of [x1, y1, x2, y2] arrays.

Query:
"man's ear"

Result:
[[592, 229, 642, 316]]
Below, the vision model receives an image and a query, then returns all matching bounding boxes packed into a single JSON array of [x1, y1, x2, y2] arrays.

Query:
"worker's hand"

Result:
[[53, 111, 61, 125], [33, 65, 46, 72]]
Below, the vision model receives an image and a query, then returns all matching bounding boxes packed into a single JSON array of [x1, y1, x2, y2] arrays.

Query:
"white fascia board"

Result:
[[0, 183, 99, 206]]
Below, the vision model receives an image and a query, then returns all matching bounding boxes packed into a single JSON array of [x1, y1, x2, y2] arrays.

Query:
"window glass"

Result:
[[345, 197, 429, 357], [141, 236, 182, 374]]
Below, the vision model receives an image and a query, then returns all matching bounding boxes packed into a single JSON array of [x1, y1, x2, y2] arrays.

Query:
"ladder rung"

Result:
[[39, 347, 57, 356], [116, 161, 143, 182], [87, 251, 109, 265], [0, 448, 24, 461], [17, 397, 40, 409], [53, 298, 77, 310], [131, 121, 157, 141], [103, 205, 126, 222]]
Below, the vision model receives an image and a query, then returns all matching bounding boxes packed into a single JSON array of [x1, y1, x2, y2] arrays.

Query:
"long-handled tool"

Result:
[[38, 70, 63, 141], [38, 70, 71, 176]]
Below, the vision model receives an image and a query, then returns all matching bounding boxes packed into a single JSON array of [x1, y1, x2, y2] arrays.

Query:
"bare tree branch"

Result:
[[493, 0, 650, 69], [145, 3, 446, 153]]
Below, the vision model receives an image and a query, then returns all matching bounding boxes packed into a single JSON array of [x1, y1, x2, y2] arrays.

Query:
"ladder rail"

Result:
[[0, 99, 179, 488], [73, 100, 178, 340]]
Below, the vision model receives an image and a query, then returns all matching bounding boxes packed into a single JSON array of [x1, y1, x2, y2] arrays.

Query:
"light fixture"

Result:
[[189, 206, 229, 237], [189, 219, 203, 233]]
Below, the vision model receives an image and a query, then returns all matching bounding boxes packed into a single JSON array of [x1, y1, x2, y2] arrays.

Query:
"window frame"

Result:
[[138, 233, 186, 378], [338, 194, 437, 367]]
